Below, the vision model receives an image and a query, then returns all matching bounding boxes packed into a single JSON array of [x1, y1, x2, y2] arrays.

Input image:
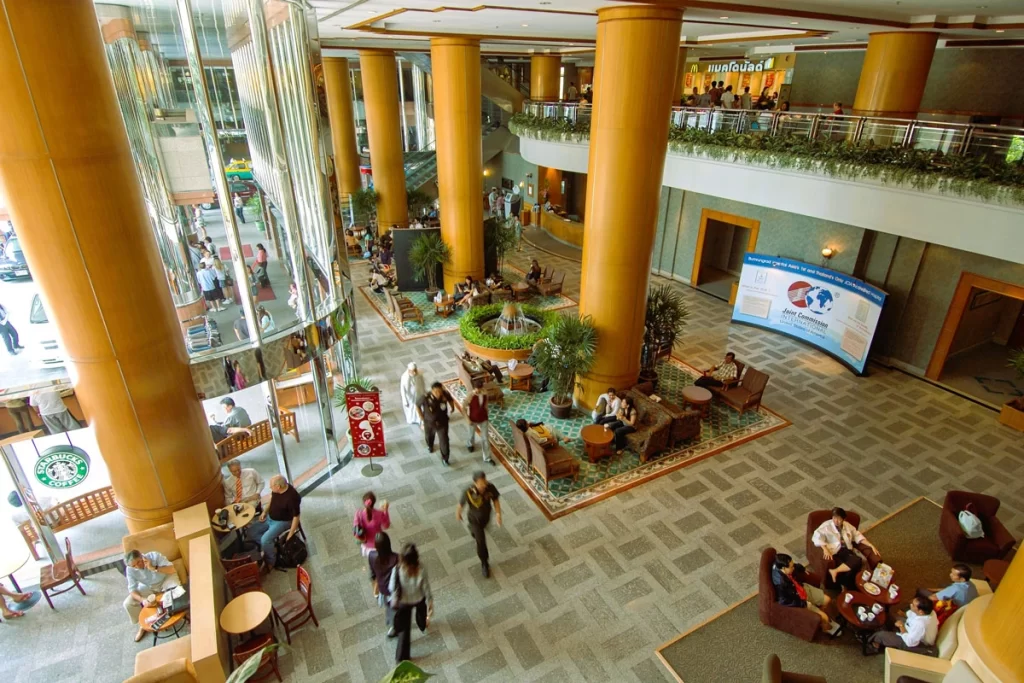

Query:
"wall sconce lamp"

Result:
[[519, 181, 524, 187], [483, 168, 491, 176], [821, 246, 835, 259]]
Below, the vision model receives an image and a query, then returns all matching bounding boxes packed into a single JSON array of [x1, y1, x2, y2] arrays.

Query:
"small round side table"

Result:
[[580, 424, 614, 463], [681, 386, 713, 418]]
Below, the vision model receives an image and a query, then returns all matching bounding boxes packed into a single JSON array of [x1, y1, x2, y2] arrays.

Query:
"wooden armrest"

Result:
[[884, 649, 951, 683]]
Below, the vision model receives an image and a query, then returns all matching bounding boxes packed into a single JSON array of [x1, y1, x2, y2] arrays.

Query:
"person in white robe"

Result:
[[400, 362, 426, 425]]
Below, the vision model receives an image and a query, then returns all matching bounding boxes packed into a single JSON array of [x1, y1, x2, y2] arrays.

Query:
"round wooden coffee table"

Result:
[[220, 591, 273, 635], [837, 590, 887, 654], [511, 282, 530, 301], [855, 569, 901, 606], [580, 424, 614, 463], [434, 297, 455, 318], [681, 386, 713, 418], [139, 595, 188, 646], [509, 363, 534, 392], [212, 502, 257, 550]]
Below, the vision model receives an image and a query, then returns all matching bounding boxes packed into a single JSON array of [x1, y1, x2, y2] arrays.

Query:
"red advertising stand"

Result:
[[344, 383, 386, 477]]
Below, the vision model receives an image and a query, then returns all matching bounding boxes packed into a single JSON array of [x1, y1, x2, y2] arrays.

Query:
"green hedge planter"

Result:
[[459, 303, 558, 351]]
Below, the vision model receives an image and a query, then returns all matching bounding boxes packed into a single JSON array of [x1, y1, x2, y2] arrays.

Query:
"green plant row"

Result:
[[510, 113, 1024, 205], [459, 303, 558, 350]]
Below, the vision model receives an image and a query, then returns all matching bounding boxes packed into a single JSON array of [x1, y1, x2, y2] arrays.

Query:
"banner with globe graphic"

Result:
[[732, 253, 887, 374]]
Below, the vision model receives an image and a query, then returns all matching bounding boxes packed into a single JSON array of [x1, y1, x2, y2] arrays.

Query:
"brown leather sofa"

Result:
[[805, 509, 881, 590], [632, 381, 701, 446], [126, 638, 196, 683], [711, 366, 769, 414], [762, 654, 827, 683], [939, 491, 1015, 564], [758, 548, 824, 642], [623, 389, 672, 463]]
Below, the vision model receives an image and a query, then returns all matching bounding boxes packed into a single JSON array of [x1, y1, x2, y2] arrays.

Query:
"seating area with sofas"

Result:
[[710, 364, 770, 414], [762, 654, 827, 683], [508, 419, 578, 486], [939, 491, 1015, 564], [622, 388, 672, 463], [759, 547, 828, 643], [632, 381, 701, 446], [805, 508, 881, 591]]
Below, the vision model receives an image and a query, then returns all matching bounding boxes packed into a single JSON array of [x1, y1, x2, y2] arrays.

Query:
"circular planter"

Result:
[[549, 397, 572, 420], [463, 339, 533, 364]]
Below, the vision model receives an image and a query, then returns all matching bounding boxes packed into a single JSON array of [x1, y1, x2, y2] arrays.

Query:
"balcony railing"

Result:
[[521, 101, 1024, 161]]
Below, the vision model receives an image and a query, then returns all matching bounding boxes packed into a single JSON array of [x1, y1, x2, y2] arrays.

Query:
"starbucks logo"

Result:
[[34, 446, 90, 489]]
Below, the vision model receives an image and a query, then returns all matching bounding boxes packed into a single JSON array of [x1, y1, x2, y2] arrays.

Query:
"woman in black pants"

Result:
[[603, 396, 638, 453], [368, 532, 400, 637], [389, 543, 433, 663]]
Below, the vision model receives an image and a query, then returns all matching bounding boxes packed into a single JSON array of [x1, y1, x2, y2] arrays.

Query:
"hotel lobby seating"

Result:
[[123, 522, 188, 584], [633, 381, 701, 446], [939, 491, 1015, 564], [762, 654, 827, 683], [526, 429, 578, 486], [214, 408, 299, 462], [710, 365, 769, 414], [758, 547, 826, 642], [804, 509, 881, 590], [623, 389, 672, 463], [537, 270, 565, 296]]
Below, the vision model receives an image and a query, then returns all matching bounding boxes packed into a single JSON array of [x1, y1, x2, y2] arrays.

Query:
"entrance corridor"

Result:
[[3, 242, 1022, 683]]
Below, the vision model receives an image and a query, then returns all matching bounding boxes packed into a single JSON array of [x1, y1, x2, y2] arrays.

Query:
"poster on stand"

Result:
[[731, 253, 887, 375], [344, 385, 386, 458]]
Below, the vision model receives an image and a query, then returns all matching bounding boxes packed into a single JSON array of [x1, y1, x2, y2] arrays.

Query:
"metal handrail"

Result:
[[519, 100, 1024, 160]]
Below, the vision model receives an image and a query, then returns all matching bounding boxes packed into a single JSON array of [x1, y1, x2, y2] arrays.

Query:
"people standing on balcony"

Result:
[[710, 80, 724, 106], [0, 303, 23, 356], [566, 81, 578, 101], [233, 194, 246, 223], [698, 85, 711, 107], [686, 87, 698, 106], [196, 262, 226, 313], [721, 85, 736, 109], [741, 86, 752, 110], [832, 101, 845, 116]]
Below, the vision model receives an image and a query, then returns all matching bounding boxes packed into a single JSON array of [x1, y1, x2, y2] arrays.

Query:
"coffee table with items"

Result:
[[509, 363, 534, 392], [434, 296, 455, 318], [855, 568, 901, 610], [579, 424, 614, 463], [681, 386, 713, 418], [139, 593, 189, 646], [211, 502, 257, 551], [837, 590, 887, 655]]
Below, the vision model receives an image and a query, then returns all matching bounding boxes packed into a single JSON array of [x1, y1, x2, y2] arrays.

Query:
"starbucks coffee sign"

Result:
[[35, 445, 91, 489], [701, 57, 775, 74]]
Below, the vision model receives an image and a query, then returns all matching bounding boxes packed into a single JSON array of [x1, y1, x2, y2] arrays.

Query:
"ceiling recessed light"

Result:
[[822, 36, 830, 39], [995, 29, 1005, 32], [522, 24, 529, 27], [790, 21, 799, 25]]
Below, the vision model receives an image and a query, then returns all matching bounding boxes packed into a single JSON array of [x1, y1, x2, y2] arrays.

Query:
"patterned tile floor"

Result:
[[445, 357, 788, 518], [359, 266, 576, 341], [6, 238, 1024, 683]]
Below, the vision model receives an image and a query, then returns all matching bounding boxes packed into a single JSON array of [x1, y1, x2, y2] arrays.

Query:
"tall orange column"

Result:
[[977, 551, 1024, 679], [431, 37, 484, 292], [359, 49, 408, 232], [530, 54, 562, 101], [577, 6, 683, 407], [323, 57, 362, 196], [0, 0, 222, 531], [674, 48, 689, 105], [853, 32, 938, 117]]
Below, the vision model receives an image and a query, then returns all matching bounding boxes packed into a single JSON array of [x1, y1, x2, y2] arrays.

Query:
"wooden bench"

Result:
[[19, 486, 120, 560], [215, 408, 300, 463], [384, 288, 424, 326]]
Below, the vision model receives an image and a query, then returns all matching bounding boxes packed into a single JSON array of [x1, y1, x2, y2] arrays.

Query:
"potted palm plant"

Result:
[[530, 314, 597, 419], [639, 284, 689, 389], [408, 232, 451, 296], [1000, 348, 1024, 432], [352, 187, 379, 227]]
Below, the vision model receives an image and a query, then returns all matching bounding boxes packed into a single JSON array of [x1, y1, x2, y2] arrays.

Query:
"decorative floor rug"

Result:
[[359, 266, 576, 342], [445, 357, 789, 519]]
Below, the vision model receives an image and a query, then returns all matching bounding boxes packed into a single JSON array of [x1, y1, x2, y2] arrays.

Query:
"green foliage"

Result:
[[352, 187, 379, 224], [244, 194, 262, 212], [459, 303, 558, 350], [378, 661, 434, 683], [642, 285, 689, 373], [510, 113, 1024, 205], [1008, 348, 1024, 380], [483, 217, 519, 272], [530, 314, 598, 406], [226, 645, 289, 683], [332, 378, 377, 407], [408, 233, 451, 291], [407, 188, 433, 217]]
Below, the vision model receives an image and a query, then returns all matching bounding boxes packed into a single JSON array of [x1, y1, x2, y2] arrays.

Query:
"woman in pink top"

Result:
[[354, 491, 390, 556]]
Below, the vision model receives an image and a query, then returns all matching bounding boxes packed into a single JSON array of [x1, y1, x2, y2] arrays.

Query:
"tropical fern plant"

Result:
[[352, 187, 379, 226], [530, 314, 598, 407], [408, 232, 451, 293], [406, 188, 433, 218], [641, 285, 689, 375]]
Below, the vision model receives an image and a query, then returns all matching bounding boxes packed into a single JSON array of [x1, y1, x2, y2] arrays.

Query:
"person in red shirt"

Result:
[[462, 385, 493, 464]]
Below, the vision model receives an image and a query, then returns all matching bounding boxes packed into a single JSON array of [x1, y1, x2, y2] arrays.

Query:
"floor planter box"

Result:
[[999, 400, 1024, 432]]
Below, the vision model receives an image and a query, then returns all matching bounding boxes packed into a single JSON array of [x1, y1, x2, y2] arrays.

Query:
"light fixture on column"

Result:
[[483, 168, 490, 176]]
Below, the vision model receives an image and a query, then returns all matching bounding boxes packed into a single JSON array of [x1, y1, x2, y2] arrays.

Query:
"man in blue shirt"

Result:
[[124, 549, 180, 642], [924, 563, 979, 608]]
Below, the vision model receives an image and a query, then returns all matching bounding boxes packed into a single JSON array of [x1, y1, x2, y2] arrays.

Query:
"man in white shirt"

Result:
[[566, 81, 578, 100], [869, 596, 938, 653], [812, 507, 882, 588], [124, 549, 181, 641], [222, 459, 265, 507], [721, 85, 736, 108], [30, 388, 81, 434], [592, 387, 621, 424]]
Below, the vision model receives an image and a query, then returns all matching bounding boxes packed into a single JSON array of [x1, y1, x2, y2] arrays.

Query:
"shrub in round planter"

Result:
[[459, 303, 558, 361]]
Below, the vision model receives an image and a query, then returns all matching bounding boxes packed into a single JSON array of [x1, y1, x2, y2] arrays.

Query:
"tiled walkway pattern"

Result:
[[6, 238, 1024, 683]]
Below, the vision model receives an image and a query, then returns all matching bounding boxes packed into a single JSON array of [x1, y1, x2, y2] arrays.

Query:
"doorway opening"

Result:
[[691, 209, 759, 302], [926, 273, 1024, 406]]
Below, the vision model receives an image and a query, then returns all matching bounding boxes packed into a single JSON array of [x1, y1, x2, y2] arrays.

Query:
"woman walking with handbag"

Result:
[[353, 491, 390, 557], [368, 532, 400, 637], [389, 543, 433, 664]]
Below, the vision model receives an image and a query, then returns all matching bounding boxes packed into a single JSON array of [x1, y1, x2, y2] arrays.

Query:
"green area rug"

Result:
[[360, 265, 575, 341], [445, 357, 788, 519], [657, 498, 956, 683]]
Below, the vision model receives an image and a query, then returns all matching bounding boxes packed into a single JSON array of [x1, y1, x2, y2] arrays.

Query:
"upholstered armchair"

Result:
[[632, 381, 701, 446], [624, 390, 672, 463], [939, 491, 1015, 564], [762, 654, 827, 683], [758, 548, 824, 643], [805, 509, 880, 590]]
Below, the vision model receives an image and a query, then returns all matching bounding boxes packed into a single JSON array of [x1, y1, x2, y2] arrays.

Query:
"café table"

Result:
[[220, 591, 273, 636], [855, 568, 901, 608], [681, 386, 713, 418], [837, 590, 887, 655], [211, 502, 257, 551], [434, 296, 455, 318], [139, 593, 189, 646], [0, 540, 29, 592], [509, 364, 534, 392], [580, 424, 614, 463], [511, 282, 530, 302]]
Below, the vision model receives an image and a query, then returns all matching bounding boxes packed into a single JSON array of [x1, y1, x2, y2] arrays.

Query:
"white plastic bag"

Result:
[[958, 510, 985, 539]]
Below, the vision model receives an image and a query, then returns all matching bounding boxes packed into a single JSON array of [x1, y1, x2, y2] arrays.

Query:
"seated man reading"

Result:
[[811, 506, 881, 588], [868, 596, 938, 654], [772, 553, 841, 635], [920, 563, 979, 608], [124, 549, 181, 642], [694, 351, 739, 389], [592, 387, 621, 424]]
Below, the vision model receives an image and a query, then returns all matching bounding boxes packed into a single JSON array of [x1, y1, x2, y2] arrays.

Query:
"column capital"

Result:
[[430, 36, 480, 48], [101, 17, 136, 43], [597, 5, 684, 24], [358, 47, 396, 58]]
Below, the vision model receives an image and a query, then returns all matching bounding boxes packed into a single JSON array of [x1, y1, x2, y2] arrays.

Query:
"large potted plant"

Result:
[[639, 284, 689, 388], [408, 232, 451, 296], [1000, 348, 1024, 432], [407, 188, 433, 219], [530, 313, 597, 419], [352, 187, 379, 227]]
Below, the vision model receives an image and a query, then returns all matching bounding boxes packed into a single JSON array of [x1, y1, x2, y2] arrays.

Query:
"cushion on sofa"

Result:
[[123, 523, 181, 563], [935, 607, 963, 660], [944, 661, 982, 683], [134, 635, 192, 674]]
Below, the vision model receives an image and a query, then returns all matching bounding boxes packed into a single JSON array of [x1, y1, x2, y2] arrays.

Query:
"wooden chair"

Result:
[[758, 548, 824, 642], [215, 409, 300, 462], [40, 537, 86, 609], [509, 420, 532, 466], [233, 633, 283, 683], [271, 565, 319, 644], [222, 555, 259, 572], [226, 562, 263, 596], [537, 270, 565, 296], [386, 289, 424, 325], [711, 366, 768, 414], [526, 432, 578, 486]]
